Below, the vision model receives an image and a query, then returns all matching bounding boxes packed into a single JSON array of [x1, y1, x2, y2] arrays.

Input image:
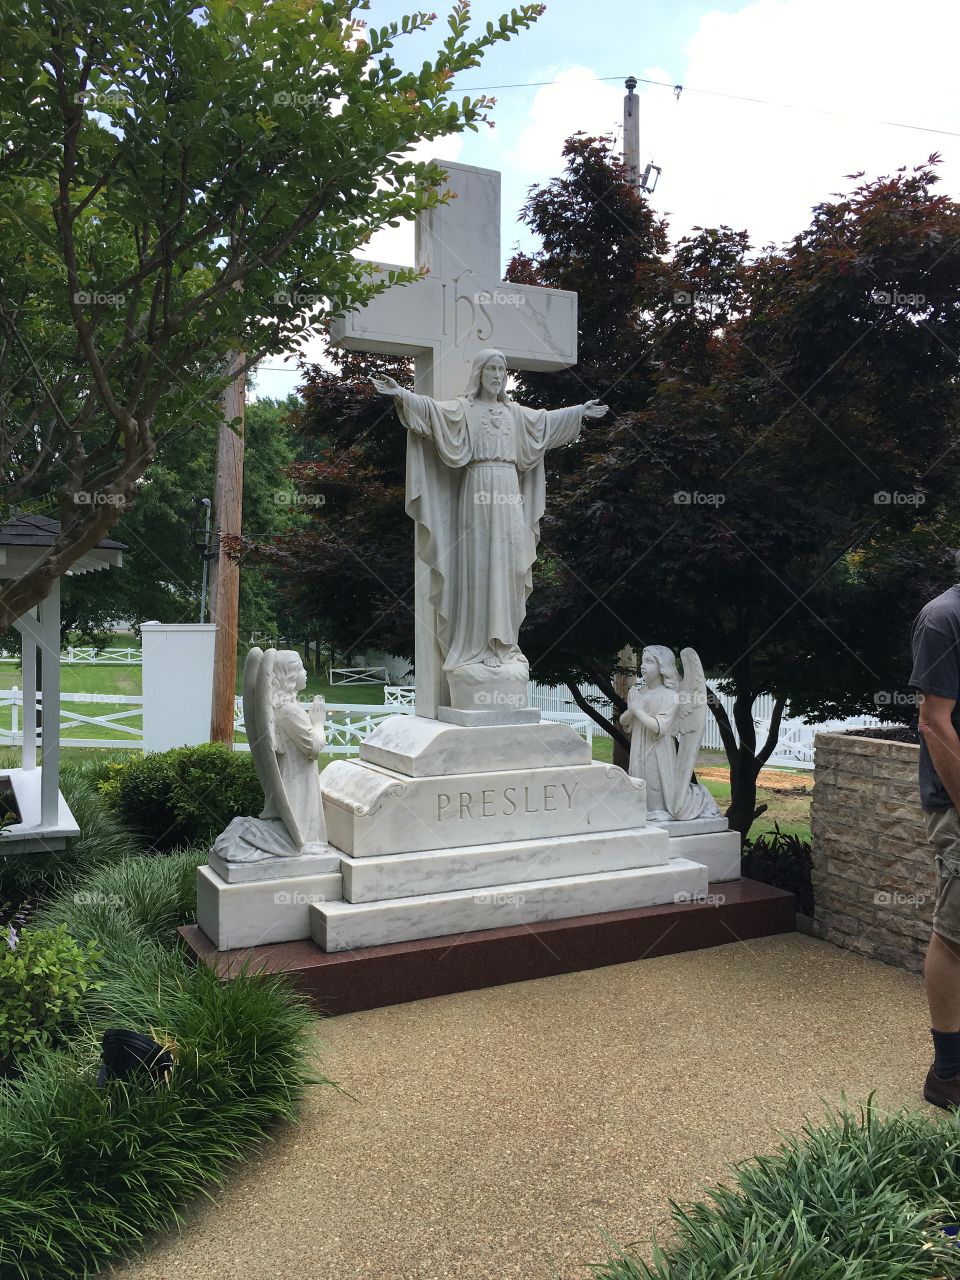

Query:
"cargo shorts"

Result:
[[925, 806, 960, 946]]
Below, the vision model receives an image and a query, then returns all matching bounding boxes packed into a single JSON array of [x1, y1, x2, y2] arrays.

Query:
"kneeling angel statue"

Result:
[[213, 647, 329, 863], [620, 645, 722, 824]]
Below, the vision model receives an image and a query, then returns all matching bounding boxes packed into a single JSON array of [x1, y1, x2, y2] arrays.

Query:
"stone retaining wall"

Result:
[[810, 732, 931, 973]]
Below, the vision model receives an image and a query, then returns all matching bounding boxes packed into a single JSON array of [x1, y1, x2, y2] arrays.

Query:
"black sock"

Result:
[[932, 1028, 960, 1079]]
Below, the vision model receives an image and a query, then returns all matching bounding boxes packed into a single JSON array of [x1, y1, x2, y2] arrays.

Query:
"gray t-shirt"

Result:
[[909, 584, 960, 810]]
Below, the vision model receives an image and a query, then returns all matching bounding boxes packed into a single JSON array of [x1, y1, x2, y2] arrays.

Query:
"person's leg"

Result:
[[926, 930, 960, 1031], [923, 808, 960, 1102]]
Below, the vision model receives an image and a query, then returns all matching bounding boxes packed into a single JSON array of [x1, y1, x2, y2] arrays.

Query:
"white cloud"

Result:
[[503, 66, 623, 179], [634, 0, 960, 251]]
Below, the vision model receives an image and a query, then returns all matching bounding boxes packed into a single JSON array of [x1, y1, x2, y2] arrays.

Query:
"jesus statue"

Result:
[[371, 348, 607, 714]]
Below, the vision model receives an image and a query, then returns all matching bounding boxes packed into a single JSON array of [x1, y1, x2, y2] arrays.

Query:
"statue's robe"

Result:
[[396, 389, 585, 673]]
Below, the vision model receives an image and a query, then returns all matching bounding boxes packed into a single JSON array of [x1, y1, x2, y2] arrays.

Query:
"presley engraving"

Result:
[[437, 781, 578, 821]]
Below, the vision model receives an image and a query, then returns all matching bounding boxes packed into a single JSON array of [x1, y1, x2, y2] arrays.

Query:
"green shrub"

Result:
[[741, 822, 814, 916], [591, 1097, 960, 1280], [98, 743, 261, 851], [0, 926, 101, 1073]]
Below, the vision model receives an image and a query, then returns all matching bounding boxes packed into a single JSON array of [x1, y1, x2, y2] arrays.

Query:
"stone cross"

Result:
[[330, 160, 579, 718]]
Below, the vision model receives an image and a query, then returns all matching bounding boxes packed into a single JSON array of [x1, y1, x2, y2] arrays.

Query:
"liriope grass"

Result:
[[0, 960, 323, 1279], [0, 771, 333, 1280], [590, 1097, 960, 1280]]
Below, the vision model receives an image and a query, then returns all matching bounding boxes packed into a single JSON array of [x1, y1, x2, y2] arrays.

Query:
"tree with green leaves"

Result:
[[510, 139, 960, 836], [0, 0, 544, 629]]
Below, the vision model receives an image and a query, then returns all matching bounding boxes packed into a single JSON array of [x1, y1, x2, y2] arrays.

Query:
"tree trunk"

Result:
[[708, 684, 787, 842]]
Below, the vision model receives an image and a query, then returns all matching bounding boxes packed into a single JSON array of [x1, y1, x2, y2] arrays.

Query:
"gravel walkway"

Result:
[[111, 933, 933, 1280]]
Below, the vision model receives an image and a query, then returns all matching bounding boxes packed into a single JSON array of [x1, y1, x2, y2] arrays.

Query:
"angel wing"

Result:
[[673, 646, 709, 791], [250, 647, 303, 848]]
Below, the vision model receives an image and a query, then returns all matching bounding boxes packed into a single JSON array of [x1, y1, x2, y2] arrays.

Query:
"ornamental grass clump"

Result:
[[0, 958, 323, 1279], [591, 1096, 960, 1280]]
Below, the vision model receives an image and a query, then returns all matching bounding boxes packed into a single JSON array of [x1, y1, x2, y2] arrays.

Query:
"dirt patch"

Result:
[[698, 766, 814, 794]]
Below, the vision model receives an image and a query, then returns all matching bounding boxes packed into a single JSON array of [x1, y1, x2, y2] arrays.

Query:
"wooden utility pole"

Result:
[[623, 76, 640, 189], [209, 348, 245, 744]]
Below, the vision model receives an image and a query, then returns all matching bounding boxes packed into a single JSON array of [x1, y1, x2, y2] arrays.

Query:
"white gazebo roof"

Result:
[[0, 512, 124, 579]]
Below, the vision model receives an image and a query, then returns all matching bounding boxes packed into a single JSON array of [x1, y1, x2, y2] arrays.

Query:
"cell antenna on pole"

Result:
[[623, 75, 662, 196], [623, 76, 640, 189]]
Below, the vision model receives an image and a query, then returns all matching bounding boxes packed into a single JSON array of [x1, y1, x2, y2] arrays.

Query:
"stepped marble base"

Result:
[[437, 706, 540, 727], [658, 815, 729, 836], [667, 829, 741, 882], [311, 857, 708, 952], [340, 825, 670, 902], [196, 863, 343, 950]]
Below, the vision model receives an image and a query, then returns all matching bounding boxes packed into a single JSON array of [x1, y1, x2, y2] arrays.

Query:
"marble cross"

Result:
[[330, 160, 579, 718]]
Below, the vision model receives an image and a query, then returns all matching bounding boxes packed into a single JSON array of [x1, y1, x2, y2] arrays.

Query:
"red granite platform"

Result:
[[178, 878, 795, 1016]]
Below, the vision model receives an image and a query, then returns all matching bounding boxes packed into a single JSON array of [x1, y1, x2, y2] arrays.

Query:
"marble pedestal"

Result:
[[196, 854, 343, 950], [310, 716, 711, 953], [651, 815, 742, 883]]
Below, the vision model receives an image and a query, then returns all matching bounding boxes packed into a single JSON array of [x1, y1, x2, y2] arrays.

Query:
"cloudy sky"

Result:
[[253, 0, 960, 398]]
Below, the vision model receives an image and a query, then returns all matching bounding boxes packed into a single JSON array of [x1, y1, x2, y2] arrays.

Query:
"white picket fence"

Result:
[[328, 665, 387, 685]]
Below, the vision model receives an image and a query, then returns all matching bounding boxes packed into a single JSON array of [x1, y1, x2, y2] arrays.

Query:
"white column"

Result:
[[40, 579, 60, 826], [14, 610, 38, 769]]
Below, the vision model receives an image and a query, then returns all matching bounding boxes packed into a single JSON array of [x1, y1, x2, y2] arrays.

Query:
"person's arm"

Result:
[[918, 692, 960, 811]]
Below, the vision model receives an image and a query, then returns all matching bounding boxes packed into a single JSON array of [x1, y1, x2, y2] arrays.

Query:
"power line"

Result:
[[459, 72, 960, 141]]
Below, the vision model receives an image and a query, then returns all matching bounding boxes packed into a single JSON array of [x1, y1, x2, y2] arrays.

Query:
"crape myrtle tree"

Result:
[[0, 0, 545, 629], [510, 140, 960, 836]]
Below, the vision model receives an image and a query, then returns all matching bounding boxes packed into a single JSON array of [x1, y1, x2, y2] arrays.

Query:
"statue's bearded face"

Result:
[[481, 358, 506, 396]]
